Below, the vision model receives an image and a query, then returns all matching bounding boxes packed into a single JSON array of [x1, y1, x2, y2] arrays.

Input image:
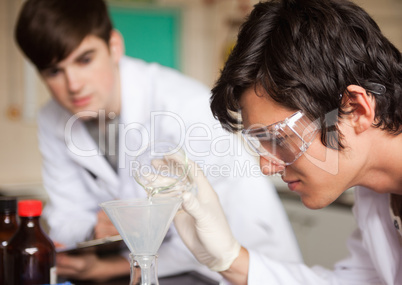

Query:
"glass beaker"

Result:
[[131, 141, 193, 198]]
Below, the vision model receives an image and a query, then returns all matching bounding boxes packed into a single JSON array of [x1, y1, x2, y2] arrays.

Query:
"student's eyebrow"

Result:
[[40, 62, 60, 73]]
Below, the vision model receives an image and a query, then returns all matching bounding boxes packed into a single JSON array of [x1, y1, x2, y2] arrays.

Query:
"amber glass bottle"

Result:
[[0, 197, 18, 284], [5, 200, 56, 285]]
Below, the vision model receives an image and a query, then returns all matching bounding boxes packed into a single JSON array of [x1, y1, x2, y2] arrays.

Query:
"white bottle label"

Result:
[[50, 266, 57, 284]]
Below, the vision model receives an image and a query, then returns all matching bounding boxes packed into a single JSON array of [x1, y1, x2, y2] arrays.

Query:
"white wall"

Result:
[[0, 0, 47, 187]]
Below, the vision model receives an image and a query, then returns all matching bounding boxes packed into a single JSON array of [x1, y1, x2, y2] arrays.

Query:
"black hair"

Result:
[[210, 0, 402, 149]]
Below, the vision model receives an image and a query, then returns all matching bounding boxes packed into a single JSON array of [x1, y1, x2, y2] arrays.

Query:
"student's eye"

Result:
[[42, 67, 61, 78], [276, 136, 287, 146], [79, 56, 92, 65]]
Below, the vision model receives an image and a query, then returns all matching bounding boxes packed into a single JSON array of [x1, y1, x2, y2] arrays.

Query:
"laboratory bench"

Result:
[[59, 271, 219, 285]]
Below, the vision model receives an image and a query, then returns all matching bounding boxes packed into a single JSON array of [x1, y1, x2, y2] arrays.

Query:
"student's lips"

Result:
[[72, 96, 91, 107], [283, 179, 301, 191]]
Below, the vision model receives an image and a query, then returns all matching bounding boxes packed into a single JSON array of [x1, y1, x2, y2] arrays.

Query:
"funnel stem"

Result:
[[131, 254, 159, 285]]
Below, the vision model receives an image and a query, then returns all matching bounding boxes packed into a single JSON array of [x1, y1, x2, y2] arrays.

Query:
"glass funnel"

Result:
[[100, 197, 182, 285], [131, 141, 193, 197]]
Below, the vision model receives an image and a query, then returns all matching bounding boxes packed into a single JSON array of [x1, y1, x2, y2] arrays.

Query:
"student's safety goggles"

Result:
[[241, 111, 320, 166]]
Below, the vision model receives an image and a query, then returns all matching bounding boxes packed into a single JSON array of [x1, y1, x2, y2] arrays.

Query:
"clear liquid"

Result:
[[144, 176, 181, 199], [145, 186, 157, 199]]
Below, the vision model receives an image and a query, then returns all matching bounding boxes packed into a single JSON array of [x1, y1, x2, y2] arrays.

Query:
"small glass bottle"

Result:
[[5, 199, 56, 285], [0, 197, 18, 284]]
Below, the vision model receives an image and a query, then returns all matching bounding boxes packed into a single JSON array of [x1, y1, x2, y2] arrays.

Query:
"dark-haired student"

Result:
[[173, 0, 402, 284]]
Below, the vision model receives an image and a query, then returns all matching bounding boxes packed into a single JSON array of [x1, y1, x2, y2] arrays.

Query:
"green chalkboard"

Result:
[[108, 5, 181, 70]]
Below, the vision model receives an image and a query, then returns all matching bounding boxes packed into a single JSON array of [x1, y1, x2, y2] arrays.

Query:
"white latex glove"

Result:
[[172, 158, 241, 272]]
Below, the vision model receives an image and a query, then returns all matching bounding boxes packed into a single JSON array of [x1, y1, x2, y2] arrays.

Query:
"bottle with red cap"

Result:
[[4, 199, 56, 285], [0, 197, 19, 284]]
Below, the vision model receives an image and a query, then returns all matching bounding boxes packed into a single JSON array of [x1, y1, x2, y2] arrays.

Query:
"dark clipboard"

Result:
[[56, 235, 123, 255]]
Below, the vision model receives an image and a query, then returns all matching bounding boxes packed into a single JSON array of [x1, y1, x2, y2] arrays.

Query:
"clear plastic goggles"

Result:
[[241, 111, 320, 166]]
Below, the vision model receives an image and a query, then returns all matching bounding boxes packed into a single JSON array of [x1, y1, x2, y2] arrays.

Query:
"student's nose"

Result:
[[65, 68, 83, 94], [259, 156, 285, 176]]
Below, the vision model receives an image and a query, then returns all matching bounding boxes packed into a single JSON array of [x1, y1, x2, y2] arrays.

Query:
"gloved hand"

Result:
[[172, 158, 241, 272]]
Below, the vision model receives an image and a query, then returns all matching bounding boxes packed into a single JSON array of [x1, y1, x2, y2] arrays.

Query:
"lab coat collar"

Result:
[[61, 111, 120, 189], [118, 57, 153, 158], [119, 56, 150, 128], [355, 187, 402, 283]]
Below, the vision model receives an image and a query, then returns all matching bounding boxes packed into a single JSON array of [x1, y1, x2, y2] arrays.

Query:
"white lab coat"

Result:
[[38, 57, 302, 278], [247, 186, 402, 284]]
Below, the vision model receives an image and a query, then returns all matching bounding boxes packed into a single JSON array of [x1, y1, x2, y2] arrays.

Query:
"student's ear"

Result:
[[109, 30, 125, 63], [342, 84, 376, 134]]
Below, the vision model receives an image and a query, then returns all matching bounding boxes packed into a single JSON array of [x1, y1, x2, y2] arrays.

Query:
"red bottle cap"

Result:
[[18, 200, 42, 217]]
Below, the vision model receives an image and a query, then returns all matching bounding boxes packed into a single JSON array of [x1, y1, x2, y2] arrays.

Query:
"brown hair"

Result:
[[15, 0, 113, 70]]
